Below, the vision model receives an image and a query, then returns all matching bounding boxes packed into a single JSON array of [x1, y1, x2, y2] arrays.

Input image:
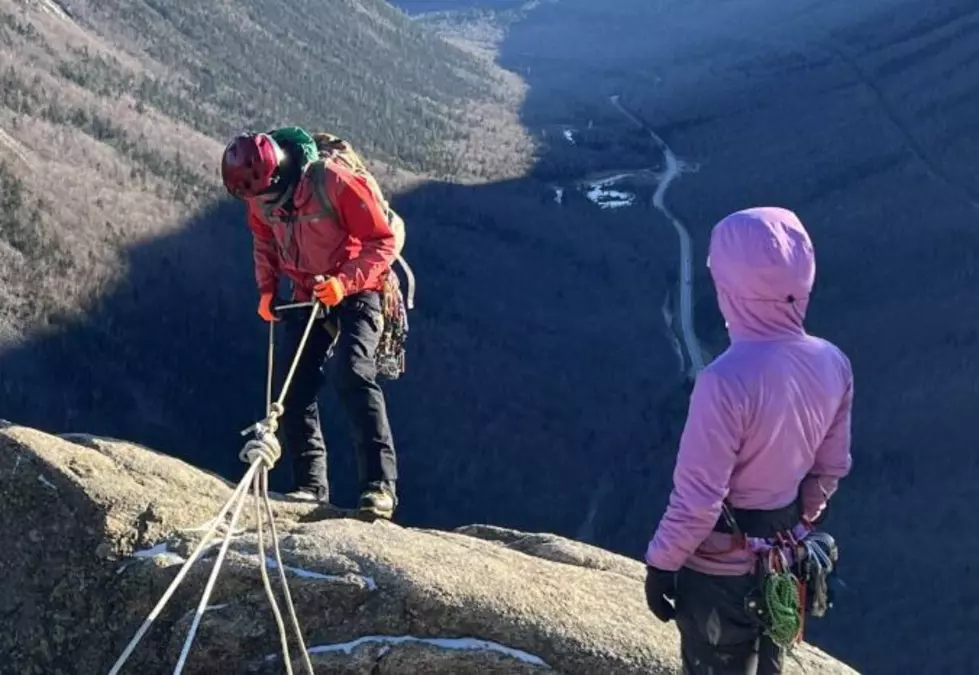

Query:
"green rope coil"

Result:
[[763, 571, 802, 649]]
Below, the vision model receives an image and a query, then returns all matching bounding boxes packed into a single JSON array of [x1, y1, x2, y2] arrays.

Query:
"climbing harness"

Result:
[[719, 503, 840, 661], [106, 299, 327, 675], [274, 277, 409, 382]]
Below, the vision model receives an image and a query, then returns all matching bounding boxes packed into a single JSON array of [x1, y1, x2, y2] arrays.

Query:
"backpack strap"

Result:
[[307, 160, 336, 220], [308, 157, 416, 310]]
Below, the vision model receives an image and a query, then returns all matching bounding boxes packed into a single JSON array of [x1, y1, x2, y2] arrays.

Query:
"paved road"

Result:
[[609, 95, 705, 378]]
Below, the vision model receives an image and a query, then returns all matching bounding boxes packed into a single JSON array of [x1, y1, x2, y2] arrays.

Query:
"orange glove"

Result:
[[257, 292, 279, 322], [313, 277, 345, 307]]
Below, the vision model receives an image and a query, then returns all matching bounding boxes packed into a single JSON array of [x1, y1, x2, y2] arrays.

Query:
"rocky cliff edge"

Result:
[[0, 423, 859, 674]]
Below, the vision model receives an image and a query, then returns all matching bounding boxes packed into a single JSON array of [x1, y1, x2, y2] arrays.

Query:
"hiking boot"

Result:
[[271, 487, 329, 504], [358, 482, 396, 519]]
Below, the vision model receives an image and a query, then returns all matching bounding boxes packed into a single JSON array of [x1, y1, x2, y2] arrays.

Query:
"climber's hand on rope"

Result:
[[258, 292, 280, 322], [313, 276, 345, 308], [644, 565, 677, 623]]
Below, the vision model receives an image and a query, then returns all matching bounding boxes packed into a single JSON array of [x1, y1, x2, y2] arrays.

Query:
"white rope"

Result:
[[172, 468, 255, 674], [107, 461, 259, 675], [239, 428, 282, 467], [260, 467, 315, 674], [240, 301, 321, 439], [275, 301, 321, 412], [108, 457, 317, 675], [267, 319, 276, 415], [254, 467, 295, 675], [108, 301, 324, 674]]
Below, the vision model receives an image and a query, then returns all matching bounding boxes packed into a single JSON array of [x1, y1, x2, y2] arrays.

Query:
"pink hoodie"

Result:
[[644, 206, 853, 576]]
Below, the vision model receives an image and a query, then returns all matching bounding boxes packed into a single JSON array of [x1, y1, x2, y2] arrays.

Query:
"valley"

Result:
[[406, 1, 979, 671], [4, 0, 979, 672]]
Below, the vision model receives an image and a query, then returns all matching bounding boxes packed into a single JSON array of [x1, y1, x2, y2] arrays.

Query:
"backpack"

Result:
[[269, 127, 415, 381], [309, 133, 408, 269]]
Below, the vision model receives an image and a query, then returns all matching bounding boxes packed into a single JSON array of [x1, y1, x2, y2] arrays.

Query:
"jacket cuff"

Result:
[[644, 539, 684, 572], [334, 271, 359, 296]]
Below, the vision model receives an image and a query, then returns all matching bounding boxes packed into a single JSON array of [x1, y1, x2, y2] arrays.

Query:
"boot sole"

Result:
[[297, 504, 391, 524], [357, 505, 394, 521]]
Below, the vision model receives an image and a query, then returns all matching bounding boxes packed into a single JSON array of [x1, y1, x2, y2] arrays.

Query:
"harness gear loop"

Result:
[[719, 501, 840, 663]]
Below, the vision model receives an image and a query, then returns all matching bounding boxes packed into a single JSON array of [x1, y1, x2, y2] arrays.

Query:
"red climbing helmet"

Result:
[[220, 132, 283, 199]]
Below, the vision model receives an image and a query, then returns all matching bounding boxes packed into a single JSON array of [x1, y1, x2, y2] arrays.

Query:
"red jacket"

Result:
[[247, 159, 396, 301]]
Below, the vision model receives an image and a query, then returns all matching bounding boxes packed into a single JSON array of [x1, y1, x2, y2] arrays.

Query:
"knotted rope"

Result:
[[107, 303, 323, 675]]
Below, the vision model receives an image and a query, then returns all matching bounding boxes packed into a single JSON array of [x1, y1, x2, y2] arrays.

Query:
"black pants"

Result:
[[278, 291, 397, 501], [675, 567, 783, 675]]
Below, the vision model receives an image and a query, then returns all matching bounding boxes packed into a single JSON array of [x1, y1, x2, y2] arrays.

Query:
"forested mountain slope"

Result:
[[0, 0, 532, 491], [0, 0, 531, 326], [7, 1, 979, 672]]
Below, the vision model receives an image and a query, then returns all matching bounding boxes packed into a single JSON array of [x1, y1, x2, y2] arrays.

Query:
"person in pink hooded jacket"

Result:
[[643, 207, 853, 674]]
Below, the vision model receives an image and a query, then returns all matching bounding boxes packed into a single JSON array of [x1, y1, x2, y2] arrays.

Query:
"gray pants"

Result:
[[675, 567, 783, 675]]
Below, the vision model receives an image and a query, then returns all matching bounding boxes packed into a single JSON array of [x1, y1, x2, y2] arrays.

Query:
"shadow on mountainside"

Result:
[[6, 1, 979, 672], [0, 0, 698, 556], [0, 157, 684, 539]]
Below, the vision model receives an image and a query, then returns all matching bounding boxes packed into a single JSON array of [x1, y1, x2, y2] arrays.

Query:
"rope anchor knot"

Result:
[[239, 425, 282, 469]]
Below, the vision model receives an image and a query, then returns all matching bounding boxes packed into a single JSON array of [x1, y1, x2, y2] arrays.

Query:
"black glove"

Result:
[[644, 565, 677, 623]]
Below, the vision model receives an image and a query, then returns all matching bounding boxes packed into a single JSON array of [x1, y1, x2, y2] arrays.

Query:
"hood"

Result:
[[706, 206, 816, 341]]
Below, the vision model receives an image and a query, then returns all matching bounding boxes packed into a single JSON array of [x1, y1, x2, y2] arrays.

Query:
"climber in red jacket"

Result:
[[220, 128, 399, 519]]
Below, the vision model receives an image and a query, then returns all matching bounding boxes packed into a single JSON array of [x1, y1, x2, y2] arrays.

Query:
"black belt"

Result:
[[713, 498, 801, 539]]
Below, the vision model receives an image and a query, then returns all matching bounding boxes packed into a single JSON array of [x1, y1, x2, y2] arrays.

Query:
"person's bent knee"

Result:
[[331, 353, 378, 391]]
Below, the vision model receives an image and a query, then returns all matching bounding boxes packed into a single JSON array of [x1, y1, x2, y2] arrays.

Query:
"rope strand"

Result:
[[107, 462, 259, 675], [261, 468, 315, 675], [254, 468, 294, 675], [108, 301, 322, 674], [172, 472, 255, 674]]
